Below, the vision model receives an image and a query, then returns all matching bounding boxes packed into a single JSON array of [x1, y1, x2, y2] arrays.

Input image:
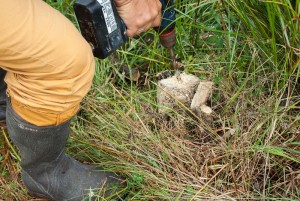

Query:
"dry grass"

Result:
[[68, 74, 299, 200]]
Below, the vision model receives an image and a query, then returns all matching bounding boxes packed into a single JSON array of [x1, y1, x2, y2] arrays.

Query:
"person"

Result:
[[0, 0, 161, 200]]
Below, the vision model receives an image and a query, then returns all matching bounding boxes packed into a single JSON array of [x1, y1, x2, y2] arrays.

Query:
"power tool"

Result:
[[156, 0, 177, 69], [74, 0, 128, 59], [74, 0, 176, 66]]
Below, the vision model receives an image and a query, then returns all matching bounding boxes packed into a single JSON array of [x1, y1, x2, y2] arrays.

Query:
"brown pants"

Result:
[[0, 0, 95, 126]]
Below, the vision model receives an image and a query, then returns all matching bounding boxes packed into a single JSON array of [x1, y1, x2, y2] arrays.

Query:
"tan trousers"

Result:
[[0, 0, 95, 126]]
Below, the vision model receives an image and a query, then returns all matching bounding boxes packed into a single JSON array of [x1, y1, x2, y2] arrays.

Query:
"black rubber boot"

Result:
[[6, 100, 125, 201], [0, 68, 7, 126]]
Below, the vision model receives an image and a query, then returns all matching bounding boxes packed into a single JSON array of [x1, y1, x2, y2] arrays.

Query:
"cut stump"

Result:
[[157, 73, 200, 113], [157, 72, 213, 124], [190, 81, 213, 123]]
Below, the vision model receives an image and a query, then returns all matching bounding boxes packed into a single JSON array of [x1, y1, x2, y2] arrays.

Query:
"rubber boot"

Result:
[[0, 68, 6, 126], [6, 100, 125, 201]]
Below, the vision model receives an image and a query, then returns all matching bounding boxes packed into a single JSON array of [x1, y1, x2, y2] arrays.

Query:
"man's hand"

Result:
[[114, 0, 162, 37]]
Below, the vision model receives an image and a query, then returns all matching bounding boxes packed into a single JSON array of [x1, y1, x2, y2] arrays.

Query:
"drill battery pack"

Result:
[[74, 0, 128, 59]]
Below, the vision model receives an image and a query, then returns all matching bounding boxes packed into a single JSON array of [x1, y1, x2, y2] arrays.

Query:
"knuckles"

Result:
[[120, 0, 162, 37]]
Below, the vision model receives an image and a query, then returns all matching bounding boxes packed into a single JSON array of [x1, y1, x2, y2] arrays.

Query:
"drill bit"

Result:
[[169, 47, 181, 80], [169, 47, 176, 69]]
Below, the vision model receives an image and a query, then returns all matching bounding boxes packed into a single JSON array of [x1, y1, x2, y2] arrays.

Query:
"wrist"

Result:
[[114, 0, 132, 7]]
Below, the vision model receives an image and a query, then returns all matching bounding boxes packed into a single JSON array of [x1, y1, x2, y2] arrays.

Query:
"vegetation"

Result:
[[0, 0, 299, 200]]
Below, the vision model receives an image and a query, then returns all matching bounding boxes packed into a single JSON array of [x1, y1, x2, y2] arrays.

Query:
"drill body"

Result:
[[74, 0, 176, 60]]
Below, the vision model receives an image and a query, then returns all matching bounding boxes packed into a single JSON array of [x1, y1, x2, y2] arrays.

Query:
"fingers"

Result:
[[115, 0, 162, 37], [126, 0, 161, 37], [152, 0, 162, 27]]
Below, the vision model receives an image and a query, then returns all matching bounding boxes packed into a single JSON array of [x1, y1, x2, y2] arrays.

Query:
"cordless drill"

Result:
[[156, 0, 177, 69], [74, 0, 176, 64]]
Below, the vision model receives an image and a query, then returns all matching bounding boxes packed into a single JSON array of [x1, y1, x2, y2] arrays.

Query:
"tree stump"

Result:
[[157, 73, 213, 125], [190, 81, 213, 123], [157, 73, 200, 113]]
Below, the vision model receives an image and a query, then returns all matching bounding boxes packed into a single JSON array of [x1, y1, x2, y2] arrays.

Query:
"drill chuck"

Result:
[[157, 0, 177, 69], [159, 29, 176, 49]]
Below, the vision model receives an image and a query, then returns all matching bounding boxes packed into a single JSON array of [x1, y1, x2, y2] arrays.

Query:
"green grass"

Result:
[[1, 0, 300, 200]]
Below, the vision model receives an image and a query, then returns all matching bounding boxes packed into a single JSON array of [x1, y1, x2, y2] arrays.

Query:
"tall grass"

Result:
[[0, 0, 299, 200]]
